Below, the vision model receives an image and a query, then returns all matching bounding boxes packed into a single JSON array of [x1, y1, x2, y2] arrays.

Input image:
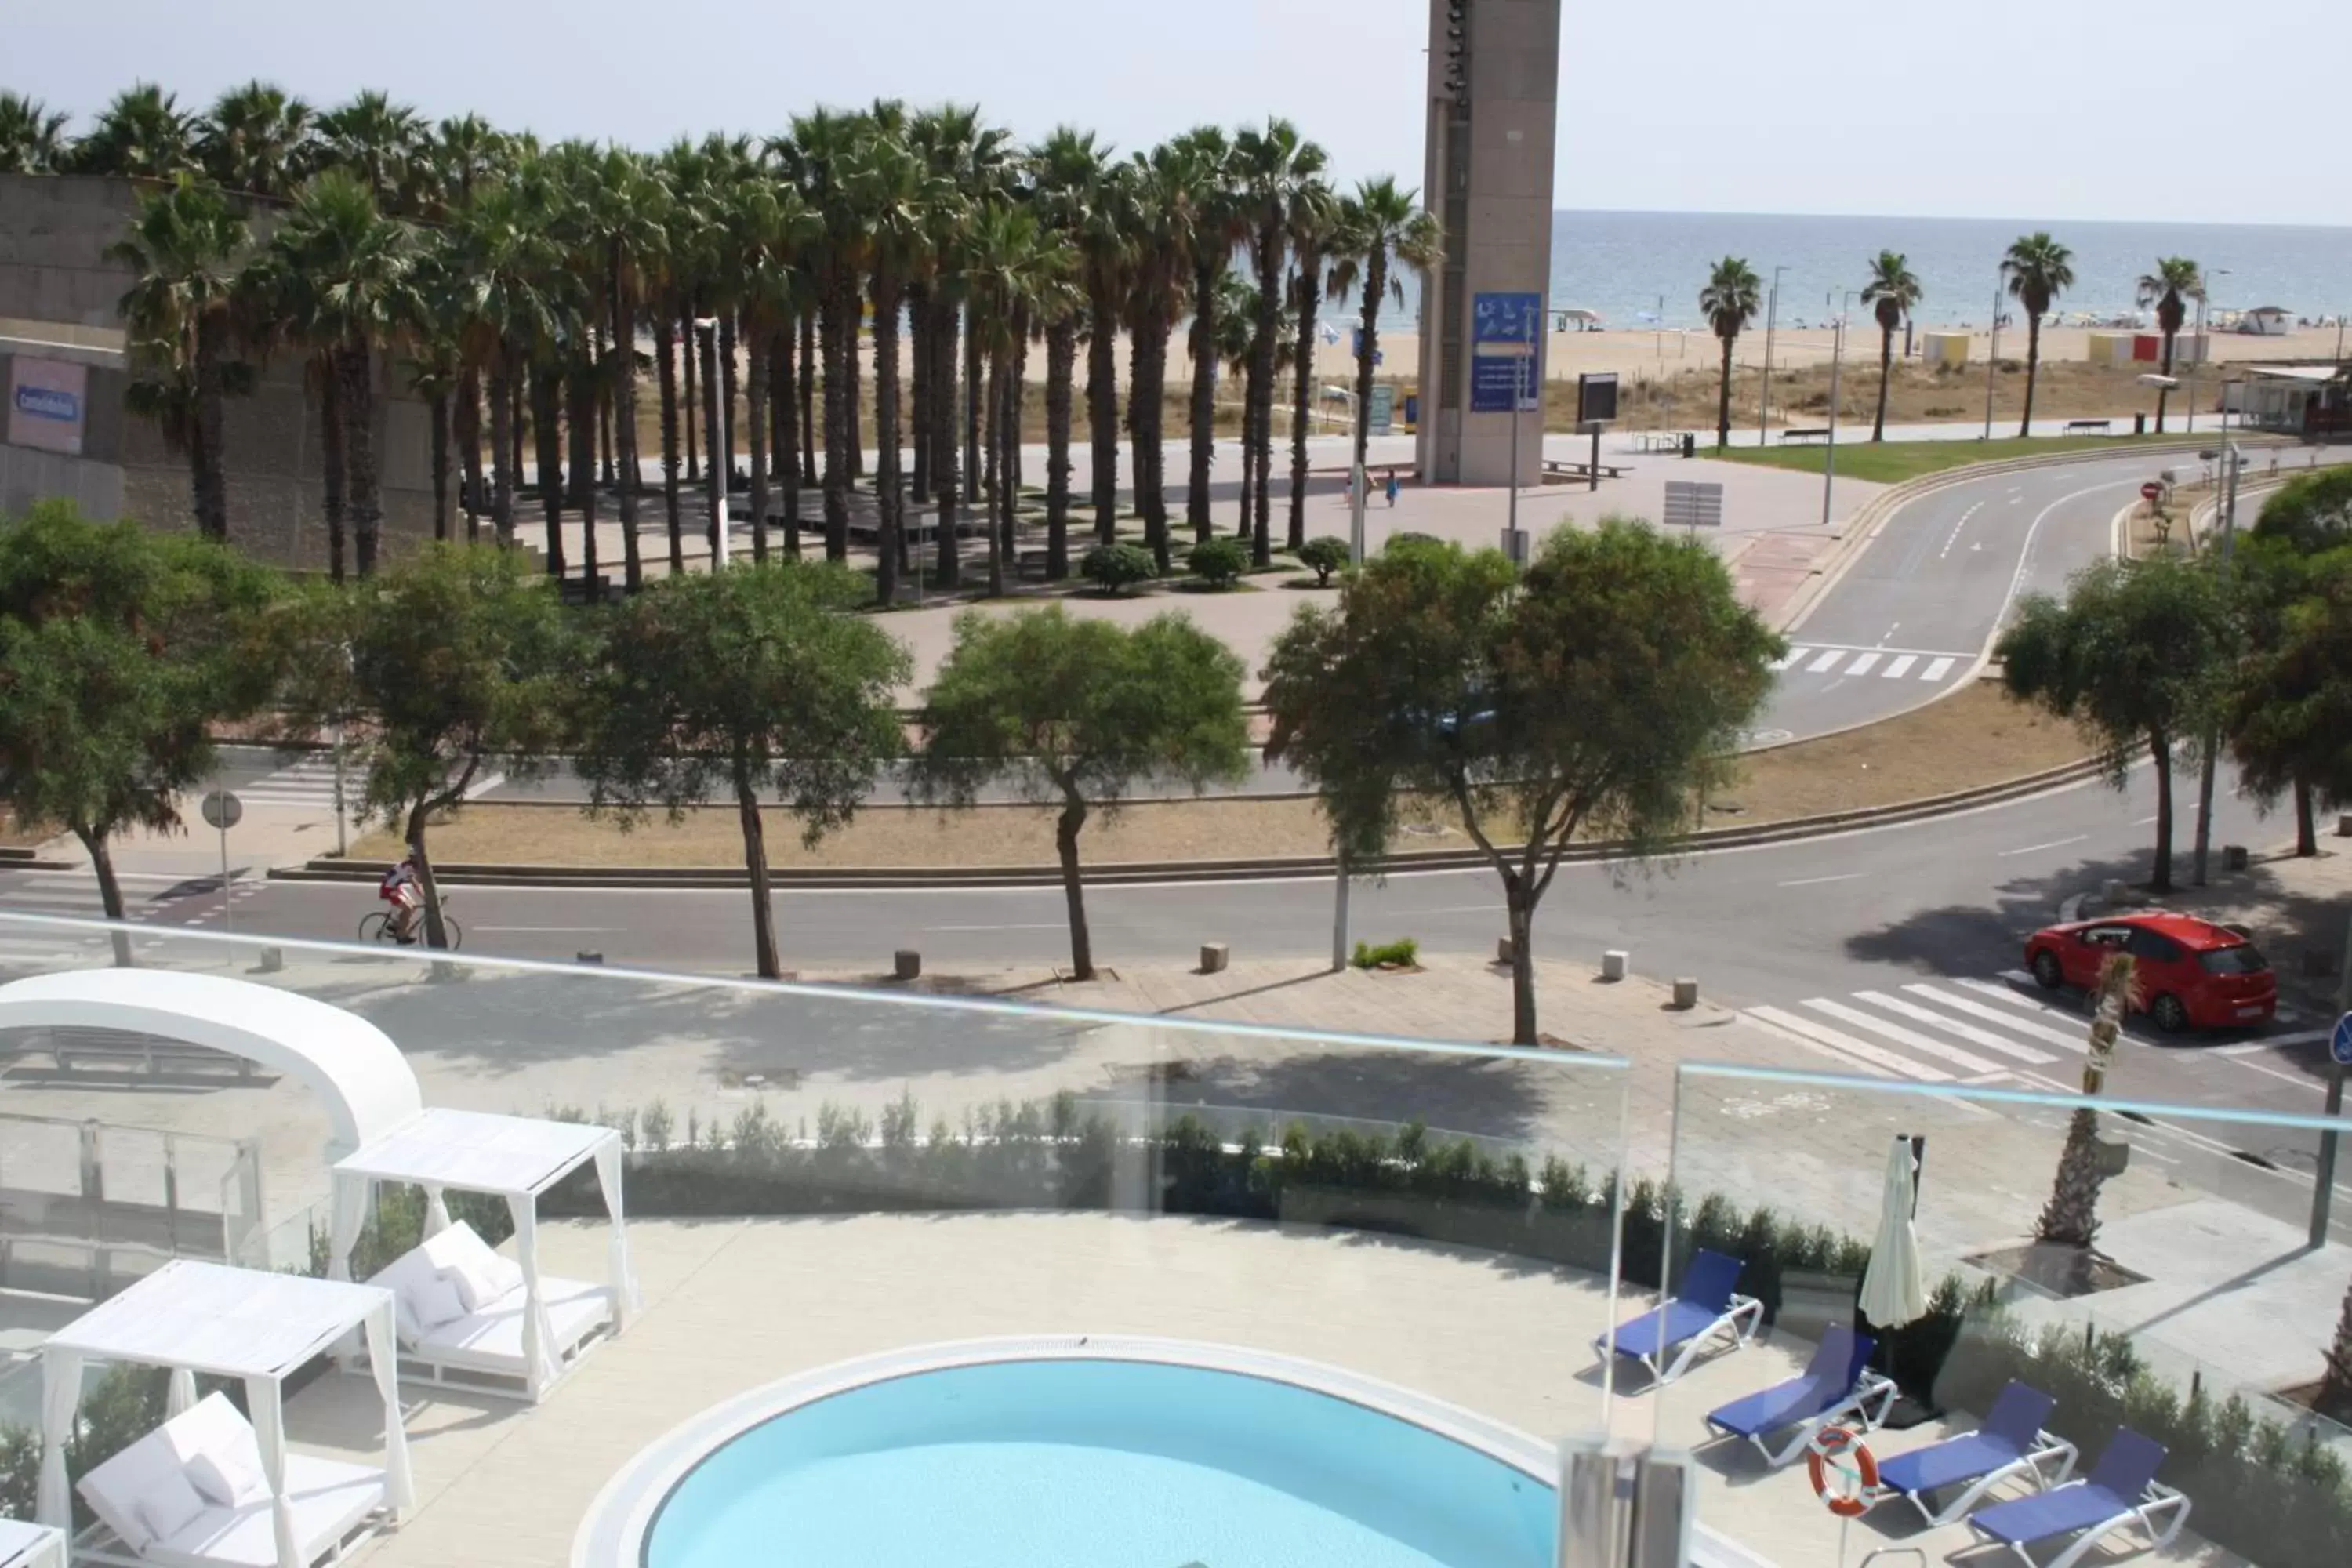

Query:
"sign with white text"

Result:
[[7, 357, 88, 455], [1367, 384, 1396, 436], [1472, 292, 1544, 345]]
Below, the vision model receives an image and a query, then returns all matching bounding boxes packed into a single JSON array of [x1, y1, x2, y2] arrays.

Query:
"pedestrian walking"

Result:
[[1384, 470, 1399, 508]]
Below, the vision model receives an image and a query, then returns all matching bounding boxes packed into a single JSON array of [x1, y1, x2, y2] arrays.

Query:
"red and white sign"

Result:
[[2140, 481, 2165, 503], [6, 356, 89, 456]]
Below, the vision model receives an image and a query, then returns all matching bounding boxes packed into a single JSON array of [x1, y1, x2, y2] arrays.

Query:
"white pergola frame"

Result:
[[330, 1108, 640, 1402], [36, 1260, 413, 1568]]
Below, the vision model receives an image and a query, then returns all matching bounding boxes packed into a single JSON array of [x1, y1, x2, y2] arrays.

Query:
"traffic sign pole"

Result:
[[201, 790, 242, 935]]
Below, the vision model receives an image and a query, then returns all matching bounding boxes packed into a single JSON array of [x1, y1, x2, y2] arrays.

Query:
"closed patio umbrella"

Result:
[[1859, 1136, 1928, 1329]]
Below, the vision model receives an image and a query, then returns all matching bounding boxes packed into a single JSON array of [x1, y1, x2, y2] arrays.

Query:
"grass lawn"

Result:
[[1715, 433, 2187, 486]]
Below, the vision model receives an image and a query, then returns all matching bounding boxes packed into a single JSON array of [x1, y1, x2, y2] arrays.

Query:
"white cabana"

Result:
[[37, 1261, 411, 1568], [330, 1109, 638, 1402]]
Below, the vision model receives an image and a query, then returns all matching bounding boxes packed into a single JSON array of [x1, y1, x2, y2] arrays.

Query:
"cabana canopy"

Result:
[[38, 1261, 412, 1568], [330, 1109, 639, 1397]]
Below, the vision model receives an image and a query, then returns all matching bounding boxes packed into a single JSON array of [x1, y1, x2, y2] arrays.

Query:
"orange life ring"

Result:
[[1806, 1424, 1879, 1517]]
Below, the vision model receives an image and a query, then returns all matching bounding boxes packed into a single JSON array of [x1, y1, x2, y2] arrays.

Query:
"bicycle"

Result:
[[358, 895, 463, 952]]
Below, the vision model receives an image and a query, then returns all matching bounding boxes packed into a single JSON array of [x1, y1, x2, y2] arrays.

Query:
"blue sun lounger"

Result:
[[1966, 1429, 2190, 1568], [1702, 1322, 1896, 1467], [1592, 1248, 1763, 1385], [1863, 1381, 2078, 1526]]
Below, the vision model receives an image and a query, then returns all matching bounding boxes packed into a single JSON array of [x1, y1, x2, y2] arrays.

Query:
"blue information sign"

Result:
[[1470, 354, 1540, 413], [2332, 1011, 2352, 1067], [1472, 292, 1544, 345]]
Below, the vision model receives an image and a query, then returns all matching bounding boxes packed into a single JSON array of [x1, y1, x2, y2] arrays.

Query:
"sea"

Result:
[[1386, 210, 2352, 333]]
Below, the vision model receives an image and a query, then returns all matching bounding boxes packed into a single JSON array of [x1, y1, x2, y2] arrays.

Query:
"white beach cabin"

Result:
[[36, 1261, 412, 1568], [329, 1108, 639, 1403]]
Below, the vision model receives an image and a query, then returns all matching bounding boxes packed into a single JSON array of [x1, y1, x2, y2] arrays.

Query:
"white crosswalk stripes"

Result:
[[1740, 973, 2148, 1083], [232, 754, 351, 808], [1768, 644, 1972, 688]]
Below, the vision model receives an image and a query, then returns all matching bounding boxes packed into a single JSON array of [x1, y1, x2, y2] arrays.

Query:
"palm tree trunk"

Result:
[[191, 312, 229, 541], [2156, 331, 2176, 434], [534, 366, 564, 580], [820, 276, 851, 561], [935, 298, 962, 590], [612, 256, 644, 592], [873, 274, 903, 606], [2296, 775, 2318, 856], [508, 373, 526, 496], [1133, 317, 1171, 573], [1087, 285, 1120, 543], [681, 307, 699, 481], [964, 305, 983, 524], [566, 367, 599, 600], [746, 323, 770, 566], [1056, 788, 1094, 980], [319, 359, 347, 583], [844, 286, 863, 481], [2150, 731, 2176, 892], [1715, 335, 1736, 450], [597, 321, 616, 490], [339, 343, 381, 579], [1045, 319, 1076, 578], [1354, 259, 1386, 477], [697, 321, 723, 561], [1249, 238, 1283, 568], [734, 760, 782, 981], [1288, 260, 1322, 552], [999, 336, 1021, 566], [655, 312, 684, 573], [456, 366, 485, 544], [427, 390, 452, 543], [487, 354, 514, 547], [718, 313, 739, 490], [1504, 876, 1538, 1047], [1189, 258, 1220, 541], [772, 322, 800, 557], [799, 310, 818, 487], [1871, 327, 1894, 442], [2020, 312, 2042, 439], [985, 343, 1006, 597], [908, 284, 931, 506]]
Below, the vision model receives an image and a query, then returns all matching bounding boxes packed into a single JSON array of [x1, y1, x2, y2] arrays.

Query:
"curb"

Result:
[[270, 755, 2108, 891], [0, 847, 71, 872]]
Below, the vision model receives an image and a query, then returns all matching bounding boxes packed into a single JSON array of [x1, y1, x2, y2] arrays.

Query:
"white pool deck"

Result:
[[277, 1214, 2245, 1568]]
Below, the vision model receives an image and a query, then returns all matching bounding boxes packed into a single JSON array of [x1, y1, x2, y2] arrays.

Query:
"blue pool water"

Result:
[[645, 1357, 1557, 1568]]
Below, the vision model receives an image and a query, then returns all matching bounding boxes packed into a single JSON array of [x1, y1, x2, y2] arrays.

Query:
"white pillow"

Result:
[[419, 1222, 496, 1277], [406, 1272, 469, 1330], [448, 1251, 528, 1312], [187, 1443, 264, 1508], [134, 1467, 210, 1543]]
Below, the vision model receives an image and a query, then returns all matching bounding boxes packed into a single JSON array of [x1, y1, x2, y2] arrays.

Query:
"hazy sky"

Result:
[[14, 0, 2350, 227]]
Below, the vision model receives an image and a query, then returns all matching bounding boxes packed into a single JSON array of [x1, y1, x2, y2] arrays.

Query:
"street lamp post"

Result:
[[1821, 292, 1853, 529], [695, 317, 728, 568], [2190, 442, 2241, 887], [1757, 265, 1787, 447]]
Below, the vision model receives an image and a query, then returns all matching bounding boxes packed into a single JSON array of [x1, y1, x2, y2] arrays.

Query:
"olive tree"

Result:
[[909, 606, 1248, 980], [0, 500, 287, 964], [1264, 524, 1782, 1044], [579, 562, 909, 979]]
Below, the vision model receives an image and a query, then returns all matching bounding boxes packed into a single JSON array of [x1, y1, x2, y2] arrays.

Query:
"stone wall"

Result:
[[0, 173, 446, 568]]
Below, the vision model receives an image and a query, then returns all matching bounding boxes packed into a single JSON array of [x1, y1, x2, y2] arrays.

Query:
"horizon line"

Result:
[[1544, 205, 2352, 233]]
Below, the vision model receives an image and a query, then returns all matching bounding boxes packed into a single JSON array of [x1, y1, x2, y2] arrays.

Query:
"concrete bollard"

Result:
[[1198, 942, 1229, 975], [257, 946, 284, 974], [1671, 977, 1700, 1010], [2223, 844, 2249, 873], [2339, 813, 2352, 839], [894, 949, 921, 982], [1601, 949, 1629, 982], [1496, 937, 1515, 965], [2101, 880, 2131, 909], [576, 951, 604, 965]]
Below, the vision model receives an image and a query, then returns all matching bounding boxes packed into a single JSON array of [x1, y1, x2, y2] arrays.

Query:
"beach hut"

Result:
[[2085, 332, 2136, 366], [1920, 332, 1970, 368], [2238, 307, 2292, 336]]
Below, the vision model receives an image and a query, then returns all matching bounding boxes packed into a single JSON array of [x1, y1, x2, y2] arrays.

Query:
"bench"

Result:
[[2063, 419, 2114, 434], [1543, 459, 1632, 482], [1780, 428, 1831, 445], [6, 1025, 260, 1080]]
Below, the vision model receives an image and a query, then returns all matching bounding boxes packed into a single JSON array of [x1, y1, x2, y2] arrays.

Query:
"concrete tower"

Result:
[[1416, 0, 1561, 487]]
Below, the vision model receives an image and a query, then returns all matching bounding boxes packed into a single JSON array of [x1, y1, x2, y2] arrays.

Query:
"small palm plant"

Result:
[[2035, 950, 2139, 1253]]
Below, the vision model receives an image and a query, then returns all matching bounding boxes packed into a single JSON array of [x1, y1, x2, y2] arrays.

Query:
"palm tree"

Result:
[[107, 174, 253, 541], [2136, 257, 2204, 434], [1122, 148, 1187, 572], [1860, 250, 1922, 443], [728, 166, 819, 573], [317, 90, 425, 216], [196, 82, 314, 199], [652, 139, 713, 572], [0, 91, 69, 172], [1169, 126, 1240, 544], [1330, 177, 1442, 486], [425, 114, 512, 220], [1029, 127, 1109, 573], [447, 182, 562, 550], [963, 201, 1052, 596], [588, 147, 666, 590], [1060, 132, 1125, 546], [270, 169, 419, 577], [785, 109, 867, 562], [1283, 176, 1340, 551], [2035, 951, 2138, 1258], [851, 126, 943, 604], [1700, 256, 1763, 450], [71, 83, 195, 179], [2002, 233, 2074, 438], [1232, 119, 1327, 567]]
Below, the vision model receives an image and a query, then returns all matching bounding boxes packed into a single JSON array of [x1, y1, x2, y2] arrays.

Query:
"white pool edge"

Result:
[[568, 1333, 1774, 1568]]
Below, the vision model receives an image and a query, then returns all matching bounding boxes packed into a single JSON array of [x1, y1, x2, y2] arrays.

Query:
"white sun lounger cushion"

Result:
[[135, 1467, 210, 1544], [141, 1452, 386, 1568], [186, 1438, 266, 1508]]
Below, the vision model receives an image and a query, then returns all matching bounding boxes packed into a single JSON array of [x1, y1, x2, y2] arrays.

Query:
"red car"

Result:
[[2024, 911, 2276, 1033]]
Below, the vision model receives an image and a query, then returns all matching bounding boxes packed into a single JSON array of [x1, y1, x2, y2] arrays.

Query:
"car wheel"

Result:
[[2031, 950, 2064, 990], [2150, 993, 2190, 1034]]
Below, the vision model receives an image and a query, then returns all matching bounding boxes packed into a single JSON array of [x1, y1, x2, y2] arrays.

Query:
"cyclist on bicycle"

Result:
[[379, 853, 423, 945]]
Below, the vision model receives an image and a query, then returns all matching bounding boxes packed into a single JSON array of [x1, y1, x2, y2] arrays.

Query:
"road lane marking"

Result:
[[1856, 989, 2060, 1061], [2227, 1055, 2330, 1091], [1802, 998, 2008, 1073], [1748, 1006, 1945, 1080], [1901, 984, 2080, 1054], [930, 923, 1069, 931], [2218, 1029, 2330, 1051], [1998, 835, 2088, 857], [1806, 649, 1847, 673], [1920, 656, 1956, 681], [1881, 655, 1917, 678], [1777, 873, 1864, 887], [474, 925, 612, 933], [1772, 648, 1810, 670], [1845, 652, 1881, 675]]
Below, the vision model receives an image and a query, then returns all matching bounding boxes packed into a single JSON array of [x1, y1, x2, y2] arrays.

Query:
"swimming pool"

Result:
[[575, 1338, 1567, 1568]]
